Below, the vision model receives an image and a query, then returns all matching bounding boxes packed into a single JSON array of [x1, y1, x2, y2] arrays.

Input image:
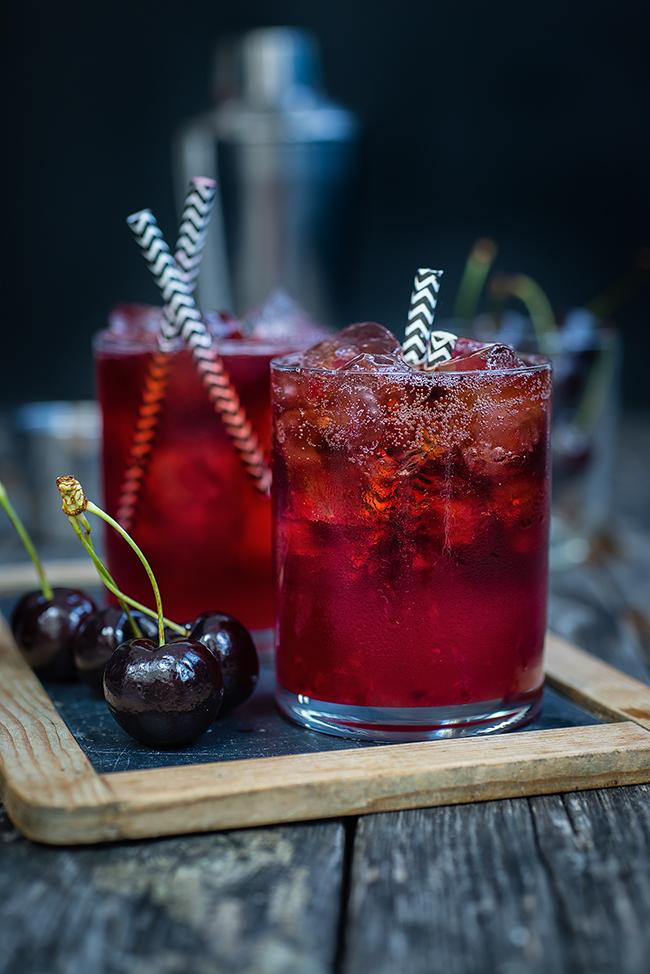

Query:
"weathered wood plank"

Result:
[[343, 784, 650, 974], [529, 785, 650, 974], [344, 800, 564, 974], [0, 803, 345, 974], [545, 632, 650, 729], [0, 614, 117, 840]]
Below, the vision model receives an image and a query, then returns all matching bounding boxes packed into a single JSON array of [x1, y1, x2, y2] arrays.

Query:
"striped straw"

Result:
[[127, 207, 272, 497], [402, 268, 457, 370], [174, 176, 217, 291], [117, 179, 218, 529], [403, 268, 444, 365], [424, 328, 458, 369]]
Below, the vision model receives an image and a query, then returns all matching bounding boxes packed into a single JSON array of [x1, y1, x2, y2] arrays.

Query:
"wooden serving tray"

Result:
[[2, 612, 650, 846]]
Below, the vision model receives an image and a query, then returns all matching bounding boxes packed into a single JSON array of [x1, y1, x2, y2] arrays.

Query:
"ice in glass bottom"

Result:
[[275, 684, 543, 742]]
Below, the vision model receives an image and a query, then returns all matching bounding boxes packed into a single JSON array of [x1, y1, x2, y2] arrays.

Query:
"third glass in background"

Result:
[[549, 325, 620, 569]]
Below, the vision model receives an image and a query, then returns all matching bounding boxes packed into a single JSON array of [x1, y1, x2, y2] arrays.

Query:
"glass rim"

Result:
[[92, 330, 319, 357], [270, 350, 552, 377]]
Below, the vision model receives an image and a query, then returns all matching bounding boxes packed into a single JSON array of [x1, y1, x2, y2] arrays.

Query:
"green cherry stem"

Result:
[[0, 479, 54, 601], [508, 274, 558, 352], [67, 516, 185, 636], [85, 502, 164, 646], [56, 476, 185, 646], [453, 238, 498, 322], [68, 516, 143, 638]]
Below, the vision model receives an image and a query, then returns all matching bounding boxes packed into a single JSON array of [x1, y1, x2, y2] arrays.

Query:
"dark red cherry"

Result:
[[188, 611, 259, 712], [11, 587, 98, 681], [103, 638, 224, 748], [74, 607, 159, 696]]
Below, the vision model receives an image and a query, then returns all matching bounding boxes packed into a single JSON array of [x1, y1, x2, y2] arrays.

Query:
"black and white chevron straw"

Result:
[[127, 209, 208, 347], [117, 179, 219, 528], [174, 176, 217, 294], [425, 328, 458, 369], [403, 268, 444, 365], [126, 207, 271, 496], [402, 267, 458, 369]]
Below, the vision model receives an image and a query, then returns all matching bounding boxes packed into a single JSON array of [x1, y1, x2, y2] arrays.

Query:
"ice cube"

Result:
[[298, 322, 402, 369], [243, 287, 328, 343], [492, 476, 545, 531], [462, 376, 548, 477], [451, 336, 490, 358], [435, 343, 525, 372], [202, 309, 243, 340], [414, 491, 489, 550], [108, 304, 164, 341], [107, 304, 243, 345], [339, 352, 413, 373]]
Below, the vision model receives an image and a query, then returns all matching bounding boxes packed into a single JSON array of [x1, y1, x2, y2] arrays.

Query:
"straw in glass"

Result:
[[117, 178, 218, 529], [127, 208, 271, 496], [402, 268, 443, 365], [401, 267, 456, 369]]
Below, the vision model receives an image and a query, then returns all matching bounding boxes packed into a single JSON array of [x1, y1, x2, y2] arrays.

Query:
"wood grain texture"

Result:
[[96, 723, 650, 844], [545, 631, 650, 729], [0, 805, 345, 974], [343, 784, 650, 974], [529, 786, 650, 974], [0, 614, 117, 842]]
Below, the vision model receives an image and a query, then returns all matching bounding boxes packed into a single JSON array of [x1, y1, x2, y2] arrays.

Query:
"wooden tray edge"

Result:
[[2, 622, 650, 845], [544, 632, 650, 729]]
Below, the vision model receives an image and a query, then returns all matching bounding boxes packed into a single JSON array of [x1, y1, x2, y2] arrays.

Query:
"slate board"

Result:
[[43, 663, 603, 775]]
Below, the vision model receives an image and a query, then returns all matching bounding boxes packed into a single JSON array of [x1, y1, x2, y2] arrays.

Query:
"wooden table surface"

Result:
[[1, 413, 649, 974]]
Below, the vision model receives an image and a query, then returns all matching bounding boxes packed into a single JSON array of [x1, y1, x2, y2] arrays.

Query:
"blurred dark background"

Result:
[[4, 0, 650, 406]]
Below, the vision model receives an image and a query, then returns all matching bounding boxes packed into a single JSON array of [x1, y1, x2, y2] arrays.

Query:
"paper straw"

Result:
[[116, 351, 172, 529], [424, 329, 458, 369], [117, 179, 218, 529], [402, 268, 457, 369], [402, 268, 444, 366], [127, 207, 272, 496], [174, 176, 218, 293]]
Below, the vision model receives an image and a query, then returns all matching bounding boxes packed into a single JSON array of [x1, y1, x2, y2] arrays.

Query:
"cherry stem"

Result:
[[85, 501, 166, 646], [68, 516, 142, 638], [68, 516, 185, 635], [56, 477, 187, 643], [0, 479, 54, 601]]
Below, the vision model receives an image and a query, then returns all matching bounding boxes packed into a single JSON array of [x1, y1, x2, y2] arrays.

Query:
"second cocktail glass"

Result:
[[95, 303, 324, 634]]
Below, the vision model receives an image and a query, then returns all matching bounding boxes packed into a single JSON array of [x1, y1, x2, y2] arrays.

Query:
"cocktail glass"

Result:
[[271, 324, 552, 740], [94, 301, 326, 636]]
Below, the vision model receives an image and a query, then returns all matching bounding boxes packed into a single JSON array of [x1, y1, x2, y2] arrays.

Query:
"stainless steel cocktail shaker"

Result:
[[174, 28, 358, 323]]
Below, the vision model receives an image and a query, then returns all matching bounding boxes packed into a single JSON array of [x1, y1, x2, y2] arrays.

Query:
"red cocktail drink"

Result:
[[95, 304, 323, 631], [272, 324, 552, 739]]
